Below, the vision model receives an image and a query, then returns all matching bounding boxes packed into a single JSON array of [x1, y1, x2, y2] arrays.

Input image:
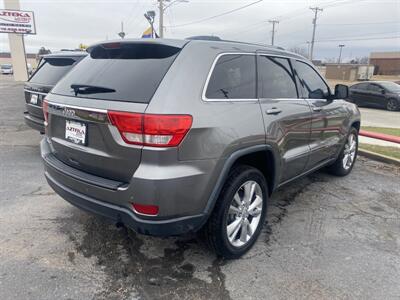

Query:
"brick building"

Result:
[[369, 51, 400, 75]]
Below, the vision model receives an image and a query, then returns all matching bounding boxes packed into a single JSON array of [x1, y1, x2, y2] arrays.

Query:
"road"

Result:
[[359, 107, 400, 128], [1, 77, 400, 300]]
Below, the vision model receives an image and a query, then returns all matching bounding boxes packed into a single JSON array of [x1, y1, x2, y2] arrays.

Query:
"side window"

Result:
[[295, 61, 330, 99], [352, 83, 368, 90], [368, 84, 381, 92], [205, 54, 256, 99], [258, 56, 298, 99]]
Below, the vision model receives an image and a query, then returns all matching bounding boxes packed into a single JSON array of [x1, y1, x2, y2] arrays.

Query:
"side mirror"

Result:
[[334, 84, 349, 99], [381, 89, 386, 95]]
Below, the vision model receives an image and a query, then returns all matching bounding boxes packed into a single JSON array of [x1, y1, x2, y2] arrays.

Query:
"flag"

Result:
[[142, 27, 153, 38]]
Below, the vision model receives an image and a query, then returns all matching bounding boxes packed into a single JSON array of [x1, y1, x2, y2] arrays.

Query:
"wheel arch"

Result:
[[203, 145, 279, 217], [351, 120, 361, 131]]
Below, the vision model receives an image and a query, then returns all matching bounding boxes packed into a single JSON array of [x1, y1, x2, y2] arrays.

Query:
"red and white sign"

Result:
[[0, 9, 36, 34]]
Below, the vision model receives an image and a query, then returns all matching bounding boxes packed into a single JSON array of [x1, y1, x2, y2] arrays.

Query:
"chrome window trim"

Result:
[[46, 101, 108, 114], [202, 52, 303, 102], [24, 89, 48, 96]]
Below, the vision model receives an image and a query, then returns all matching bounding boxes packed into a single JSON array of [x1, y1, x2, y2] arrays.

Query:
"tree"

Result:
[[288, 46, 308, 58], [350, 56, 369, 64], [36, 47, 51, 61]]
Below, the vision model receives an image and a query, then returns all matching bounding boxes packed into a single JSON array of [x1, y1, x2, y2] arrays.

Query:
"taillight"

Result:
[[108, 111, 192, 147], [43, 99, 49, 125]]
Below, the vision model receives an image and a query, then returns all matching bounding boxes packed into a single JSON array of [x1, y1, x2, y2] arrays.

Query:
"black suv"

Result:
[[24, 52, 86, 133]]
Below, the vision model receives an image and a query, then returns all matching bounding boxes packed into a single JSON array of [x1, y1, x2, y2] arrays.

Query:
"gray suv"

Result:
[[41, 39, 360, 258]]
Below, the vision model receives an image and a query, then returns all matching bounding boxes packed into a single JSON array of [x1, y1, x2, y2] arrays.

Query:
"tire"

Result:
[[386, 98, 399, 111], [203, 165, 268, 259], [327, 127, 358, 176]]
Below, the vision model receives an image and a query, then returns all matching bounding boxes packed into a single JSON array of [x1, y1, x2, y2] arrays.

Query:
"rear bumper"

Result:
[[45, 171, 205, 236], [40, 138, 207, 236], [24, 112, 45, 133]]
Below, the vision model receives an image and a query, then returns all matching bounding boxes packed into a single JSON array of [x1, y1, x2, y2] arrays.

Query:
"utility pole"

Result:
[[309, 7, 323, 61], [268, 20, 279, 46], [338, 44, 345, 63], [306, 41, 311, 59], [159, 0, 164, 38]]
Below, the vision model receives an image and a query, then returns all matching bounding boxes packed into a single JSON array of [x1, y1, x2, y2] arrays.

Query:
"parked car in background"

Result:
[[348, 81, 400, 111], [41, 39, 360, 258], [24, 51, 87, 133], [1, 63, 13, 74], [27, 63, 33, 75]]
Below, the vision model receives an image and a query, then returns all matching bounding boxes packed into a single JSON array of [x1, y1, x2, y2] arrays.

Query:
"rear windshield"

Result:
[[52, 43, 181, 103], [29, 58, 77, 86]]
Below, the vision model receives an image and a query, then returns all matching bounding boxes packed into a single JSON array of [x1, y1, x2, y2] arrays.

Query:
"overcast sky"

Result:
[[1, 0, 399, 60]]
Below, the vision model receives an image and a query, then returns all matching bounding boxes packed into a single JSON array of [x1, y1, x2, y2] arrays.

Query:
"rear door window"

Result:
[[258, 56, 298, 98], [205, 54, 256, 99], [295, 61, 330, 99], [368, 84, 382, 93], [52, 43, 181, 103], [351, 83, 369, 91], [29, 58, 78, 86]]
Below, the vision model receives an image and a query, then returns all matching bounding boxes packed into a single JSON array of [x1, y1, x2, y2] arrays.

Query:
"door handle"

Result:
[[266, 107, 282, 115], [312, 107, 322, 112]]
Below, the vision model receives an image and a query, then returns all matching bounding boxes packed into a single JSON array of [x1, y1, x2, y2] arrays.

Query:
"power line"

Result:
[[319, 21, 400, 26], [221, 0, 365, 39], [166, 0, 263, 28]]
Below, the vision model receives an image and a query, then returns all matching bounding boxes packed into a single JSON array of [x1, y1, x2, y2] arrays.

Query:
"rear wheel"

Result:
[[327, 127, 358, 176], [204, 165, 267, 258], [387, 98, 399, 111]]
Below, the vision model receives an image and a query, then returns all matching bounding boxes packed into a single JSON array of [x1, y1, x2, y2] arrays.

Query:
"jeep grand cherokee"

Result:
[[41, 39, 360, 258]]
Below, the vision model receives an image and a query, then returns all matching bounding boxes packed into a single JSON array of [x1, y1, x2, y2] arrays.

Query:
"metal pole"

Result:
[[338, 44, 345, 64], [309, 7, 323, 61], [159, 0, 164, 38], [268, 20, 279, 46]]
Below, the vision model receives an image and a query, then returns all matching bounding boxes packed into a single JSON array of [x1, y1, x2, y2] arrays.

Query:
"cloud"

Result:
[[1, 0, 399, 60]]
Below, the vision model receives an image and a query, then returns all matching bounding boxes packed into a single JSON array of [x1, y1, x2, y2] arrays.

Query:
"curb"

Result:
[[358, 149, 400, 167]]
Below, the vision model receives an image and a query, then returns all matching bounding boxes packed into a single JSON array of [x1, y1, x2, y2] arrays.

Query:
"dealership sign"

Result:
[[0, 9, 36, 34]]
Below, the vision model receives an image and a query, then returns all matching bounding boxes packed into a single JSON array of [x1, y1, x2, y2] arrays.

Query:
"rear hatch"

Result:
[[25, 56, 83, 121], [45, 40, 186, 183]]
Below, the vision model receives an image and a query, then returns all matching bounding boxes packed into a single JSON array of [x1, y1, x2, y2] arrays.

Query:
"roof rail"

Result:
[[185, 36, 285, 50], [186, 35, 222, 41]]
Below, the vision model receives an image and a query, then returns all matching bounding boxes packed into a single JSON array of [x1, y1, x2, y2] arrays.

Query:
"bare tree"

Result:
[[288, 46, 308, 58], [324, 57, 337, 63], [350, 56, 369, 64], [36, 47, 51, 62]]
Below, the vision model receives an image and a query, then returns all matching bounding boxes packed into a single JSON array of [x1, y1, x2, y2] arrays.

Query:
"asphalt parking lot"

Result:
[[1, 76, 400, 300]]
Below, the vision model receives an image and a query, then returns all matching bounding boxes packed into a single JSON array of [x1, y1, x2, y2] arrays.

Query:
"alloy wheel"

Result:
[[342, 133, 357, 170], [387, 99, 398, 111], [226, 181, 263, 247]]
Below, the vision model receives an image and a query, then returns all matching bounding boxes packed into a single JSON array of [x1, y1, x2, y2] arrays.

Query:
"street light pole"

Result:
[[144, 11, 156, 38], [338, 44, 345, 64], [159, 0, 164, 38]]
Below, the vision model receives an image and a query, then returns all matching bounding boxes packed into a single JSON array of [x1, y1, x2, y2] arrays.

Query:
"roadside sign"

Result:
[[0, 9, 36, 35]]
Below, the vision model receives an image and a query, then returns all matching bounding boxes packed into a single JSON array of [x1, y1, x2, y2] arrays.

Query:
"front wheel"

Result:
[[203, 165, 268, 259], [327, 127, 358, 176]]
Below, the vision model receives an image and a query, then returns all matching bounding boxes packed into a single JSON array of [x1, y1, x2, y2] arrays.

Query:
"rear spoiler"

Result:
[[86, 39, 189, 54]]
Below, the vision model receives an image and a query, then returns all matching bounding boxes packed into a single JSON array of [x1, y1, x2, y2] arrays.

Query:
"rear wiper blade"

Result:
[[71, 84, 116, 96]]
